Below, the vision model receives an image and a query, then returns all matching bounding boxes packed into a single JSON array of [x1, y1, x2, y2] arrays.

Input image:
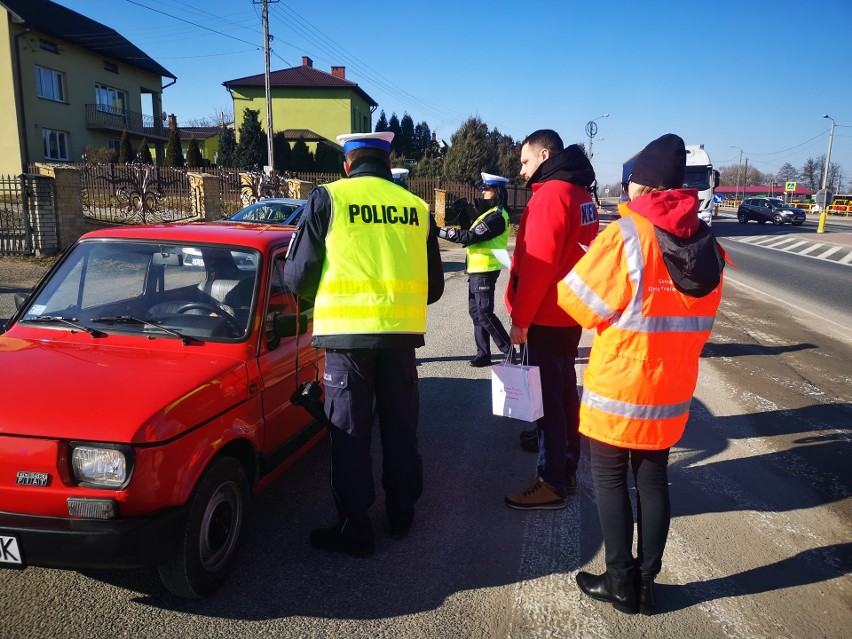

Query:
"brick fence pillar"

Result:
[[33, 163, 86, 251], [23, 174, 59, 256], [188, 172, 221, 222]]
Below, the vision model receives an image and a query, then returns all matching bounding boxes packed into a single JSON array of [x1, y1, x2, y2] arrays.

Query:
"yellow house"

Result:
[[223, 56, 377, 157], [0, 0, 176, 175]]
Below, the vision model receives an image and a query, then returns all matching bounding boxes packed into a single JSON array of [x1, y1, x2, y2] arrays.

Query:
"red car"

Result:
[[0, 222, 324, 598]]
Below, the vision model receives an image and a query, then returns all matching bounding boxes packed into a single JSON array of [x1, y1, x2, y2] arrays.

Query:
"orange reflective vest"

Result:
[[556, 210, 723, 450]]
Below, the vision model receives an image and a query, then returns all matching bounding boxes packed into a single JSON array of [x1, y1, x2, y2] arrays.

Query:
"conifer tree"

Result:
[[164, 127, 185, 167], [235, 109, 267, 169], [118, 129, 133, 164], [217, 127, 237, 167], [138, 138, 153, 164], [272, 133, 291, 172], [185, 136, 203, 167], [291, 140, 314, 172], [399, 113, 415, 159], [375, 110, 389, 132], [315, 143, 343, 174]]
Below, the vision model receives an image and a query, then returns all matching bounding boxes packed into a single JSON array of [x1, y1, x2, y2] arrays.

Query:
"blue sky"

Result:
[[52, 0, 852, 188]]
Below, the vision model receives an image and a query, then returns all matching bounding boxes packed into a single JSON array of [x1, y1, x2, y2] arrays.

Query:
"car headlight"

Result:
[[70, 444, 133, 488]]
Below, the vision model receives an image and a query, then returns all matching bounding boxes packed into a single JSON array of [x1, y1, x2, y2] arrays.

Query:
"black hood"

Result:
[[526, 144, 596, 189], [654, 222, 725, 298]]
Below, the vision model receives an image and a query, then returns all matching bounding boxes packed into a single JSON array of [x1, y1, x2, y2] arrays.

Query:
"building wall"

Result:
[[2, 19, 164, 173], [0, 8, 24, 175], [231, 86, 372, 144]]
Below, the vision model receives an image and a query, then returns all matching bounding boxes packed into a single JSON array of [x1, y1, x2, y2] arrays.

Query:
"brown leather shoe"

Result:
[[505, 478, 566, 510]]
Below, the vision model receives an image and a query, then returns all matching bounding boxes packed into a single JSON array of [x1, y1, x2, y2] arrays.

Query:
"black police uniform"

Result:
[[283, 160, 444, 553]]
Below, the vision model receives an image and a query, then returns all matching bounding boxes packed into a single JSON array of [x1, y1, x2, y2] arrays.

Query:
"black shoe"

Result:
[[576, 570, 638, 614], [565, 474, 578, 495], [310, 526, 375, 557], [519, 428, 538, 453], [389, 517, 413, 540], [639, 574, 655, 615], [469, 355, 492, 368]]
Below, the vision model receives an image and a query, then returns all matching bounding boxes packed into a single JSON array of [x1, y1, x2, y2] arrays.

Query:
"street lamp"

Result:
[[817, 114, 837, 234], [730, 145, 744, 201], [586, 113, 609, 159]]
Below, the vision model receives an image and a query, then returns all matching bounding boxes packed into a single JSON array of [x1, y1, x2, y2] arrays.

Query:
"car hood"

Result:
[[0, 336, 249, 443]]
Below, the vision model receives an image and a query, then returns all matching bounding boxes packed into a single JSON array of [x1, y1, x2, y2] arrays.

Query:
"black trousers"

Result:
[[468, 271, 511, 359], [589, 439, 671, 579], [527, 324, 582, 491], [321, 348, 423, 543]]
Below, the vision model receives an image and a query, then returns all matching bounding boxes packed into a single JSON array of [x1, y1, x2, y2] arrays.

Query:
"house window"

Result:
[[43, 129, 69, 161], [96, 84, 127, 116], [39, 39, 59, 53], [108, 139, 121, 152], [35, 66, 66, 102], [104, 61, 118, 74]]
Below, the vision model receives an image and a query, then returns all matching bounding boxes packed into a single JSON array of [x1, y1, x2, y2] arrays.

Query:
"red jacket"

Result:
[[506, 180, 599, 328]]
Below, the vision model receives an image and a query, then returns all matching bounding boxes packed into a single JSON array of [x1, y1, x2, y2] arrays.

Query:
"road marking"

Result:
[[798, 243, 825, 255], [721, 236, 852, 267], [760, 237, 801, 249], [817, 245, 843, 259]]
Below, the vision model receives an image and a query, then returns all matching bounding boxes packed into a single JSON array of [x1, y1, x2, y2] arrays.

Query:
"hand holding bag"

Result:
[[491, 346, 544, 422]]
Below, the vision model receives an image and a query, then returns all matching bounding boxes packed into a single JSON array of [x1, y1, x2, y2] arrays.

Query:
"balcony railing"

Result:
[[85, 104, 167, 140]]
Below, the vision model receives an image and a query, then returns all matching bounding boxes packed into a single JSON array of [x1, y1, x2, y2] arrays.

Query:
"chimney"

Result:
[[168, 114, 177, 130], [302, 56, 313, 67], [431, 132, 436, 142], [331, 66, 345, 79]]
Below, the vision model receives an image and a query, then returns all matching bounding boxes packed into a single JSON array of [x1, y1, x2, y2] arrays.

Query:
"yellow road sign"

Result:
[[785, 181, 797, 192]]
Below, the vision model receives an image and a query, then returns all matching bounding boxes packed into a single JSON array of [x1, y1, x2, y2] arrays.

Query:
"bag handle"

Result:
[[503, 343, 528, 366]]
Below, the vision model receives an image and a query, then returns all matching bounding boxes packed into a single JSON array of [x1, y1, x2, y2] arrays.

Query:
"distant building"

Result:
[[716, 185, 814, 200], [0, 0, 176, 174], [223, 56, 378, 159]]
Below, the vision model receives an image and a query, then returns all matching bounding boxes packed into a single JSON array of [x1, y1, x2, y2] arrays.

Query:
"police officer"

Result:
[[284, 131, 444, 557], [391, 167, 410, 189], [438, 172, 514, 366]]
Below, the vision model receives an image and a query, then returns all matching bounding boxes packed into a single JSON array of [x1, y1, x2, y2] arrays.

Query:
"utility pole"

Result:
[[254, 0, 279, 171]]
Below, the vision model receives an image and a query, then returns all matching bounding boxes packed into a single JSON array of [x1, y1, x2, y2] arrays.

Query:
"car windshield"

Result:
[[683, 166, 711, 190], [20, 240, 260, 341], [228, 200, 305, 225]]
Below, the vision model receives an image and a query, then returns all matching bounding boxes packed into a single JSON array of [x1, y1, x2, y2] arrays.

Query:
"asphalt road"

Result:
[[1, 221, 850, 638]]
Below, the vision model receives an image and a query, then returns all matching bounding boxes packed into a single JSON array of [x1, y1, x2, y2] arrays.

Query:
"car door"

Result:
[[256, 250, 322, 468]]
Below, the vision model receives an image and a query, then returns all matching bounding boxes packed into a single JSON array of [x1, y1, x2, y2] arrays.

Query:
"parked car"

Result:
[[0, 223, 324, 598], [736, 197, 806, 226], [225, 197, 307, 226]]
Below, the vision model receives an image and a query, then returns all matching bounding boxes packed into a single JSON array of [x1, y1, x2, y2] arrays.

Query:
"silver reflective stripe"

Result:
[[563, 270, 614, 320], [582, 388, 692, 420], [611, 217, 716, 334]]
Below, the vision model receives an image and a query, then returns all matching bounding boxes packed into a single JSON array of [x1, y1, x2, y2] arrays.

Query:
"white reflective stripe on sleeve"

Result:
[[582, 387, 693, 420], [563, 270, 615, 321], [616, 313, 716, 333], [491, 248, 511, 268]]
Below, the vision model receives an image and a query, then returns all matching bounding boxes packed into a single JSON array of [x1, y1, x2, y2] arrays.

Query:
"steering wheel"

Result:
[[175, 302, 243, 335]]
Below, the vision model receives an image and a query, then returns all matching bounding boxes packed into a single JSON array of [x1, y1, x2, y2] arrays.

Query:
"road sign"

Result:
[[713, 194, 723, 203], [785, 181, 796, 192]]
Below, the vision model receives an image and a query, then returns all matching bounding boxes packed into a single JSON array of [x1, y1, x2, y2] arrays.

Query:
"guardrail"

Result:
[[717, 199, 850, 216]]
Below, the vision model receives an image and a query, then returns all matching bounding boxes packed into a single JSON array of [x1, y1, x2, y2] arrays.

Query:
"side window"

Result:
[[265, 255, 298, 337]]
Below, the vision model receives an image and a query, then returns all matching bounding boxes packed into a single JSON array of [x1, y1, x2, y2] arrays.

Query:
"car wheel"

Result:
[[158, 456, 249, 599], [773, 214, 783, 225], [737, 213, 748, 224]]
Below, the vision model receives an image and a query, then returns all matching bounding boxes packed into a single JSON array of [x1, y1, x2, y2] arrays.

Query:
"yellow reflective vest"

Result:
[[466, 207, 510, 273], [557, 207, 723, 450], [313, 177, 430, 336]]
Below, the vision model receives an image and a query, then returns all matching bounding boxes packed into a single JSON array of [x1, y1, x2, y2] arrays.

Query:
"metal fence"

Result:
[[0, 175, 32, 255]]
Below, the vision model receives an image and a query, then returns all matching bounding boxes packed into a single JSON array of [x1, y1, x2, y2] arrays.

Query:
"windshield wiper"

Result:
[[24, 315, 107, 338], [91, 315, 201, 345]]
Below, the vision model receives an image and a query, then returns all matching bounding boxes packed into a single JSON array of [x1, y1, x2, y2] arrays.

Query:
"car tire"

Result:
[[773, 214, 783, 225], [737, 213, 748, 224], [158, 456, 249, 599]]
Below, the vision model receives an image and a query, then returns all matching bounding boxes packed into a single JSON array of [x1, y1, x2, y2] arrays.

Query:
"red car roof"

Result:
[[80, 222, 295, 251]]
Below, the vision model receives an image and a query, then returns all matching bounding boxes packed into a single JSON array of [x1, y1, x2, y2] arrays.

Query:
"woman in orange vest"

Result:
[[556, 134, 727, 615]]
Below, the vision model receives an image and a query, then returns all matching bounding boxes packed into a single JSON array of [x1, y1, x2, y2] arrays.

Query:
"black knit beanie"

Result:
[[629, 133, 686, 190]]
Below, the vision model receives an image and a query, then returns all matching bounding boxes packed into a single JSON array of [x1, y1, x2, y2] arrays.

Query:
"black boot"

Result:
[[639, 574, 655, 615], [576, 570, 638, 614]]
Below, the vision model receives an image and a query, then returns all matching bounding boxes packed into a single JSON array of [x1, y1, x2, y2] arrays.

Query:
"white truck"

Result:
[[622, 143, 720, 225]]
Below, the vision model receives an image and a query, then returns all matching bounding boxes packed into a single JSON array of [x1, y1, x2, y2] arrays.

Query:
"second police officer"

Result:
[[438, 173, 515, 366]]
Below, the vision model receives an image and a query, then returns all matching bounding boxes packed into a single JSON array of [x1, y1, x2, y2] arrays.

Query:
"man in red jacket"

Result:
[[505, 129, 599, 510]]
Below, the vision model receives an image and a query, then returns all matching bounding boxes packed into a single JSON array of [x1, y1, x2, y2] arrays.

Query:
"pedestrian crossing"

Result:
[[720, 234, 852, 266]]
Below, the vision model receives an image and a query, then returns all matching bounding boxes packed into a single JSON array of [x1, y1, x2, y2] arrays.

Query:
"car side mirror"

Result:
[[14, 291, 30, 310], [268, 309, 311, 349], [713, 170, 720, 188]]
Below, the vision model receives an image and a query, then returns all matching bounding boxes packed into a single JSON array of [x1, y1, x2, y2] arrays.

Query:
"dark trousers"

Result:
[[589, 439, 671, 579], [322, 348, 423, 543], [527, 324, 582, 491], [468, 272, 511, 359]]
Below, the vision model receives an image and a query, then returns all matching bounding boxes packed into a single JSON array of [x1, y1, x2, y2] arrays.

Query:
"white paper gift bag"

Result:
[[491, 360, 544, 422]]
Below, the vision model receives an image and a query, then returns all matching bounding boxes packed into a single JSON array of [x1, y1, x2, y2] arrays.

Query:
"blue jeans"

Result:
[[589, 439, 671, 578], [526, 324, 582, 492]]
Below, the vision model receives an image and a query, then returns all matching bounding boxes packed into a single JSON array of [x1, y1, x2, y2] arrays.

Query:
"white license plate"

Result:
[[0, 534, 24, 567]]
